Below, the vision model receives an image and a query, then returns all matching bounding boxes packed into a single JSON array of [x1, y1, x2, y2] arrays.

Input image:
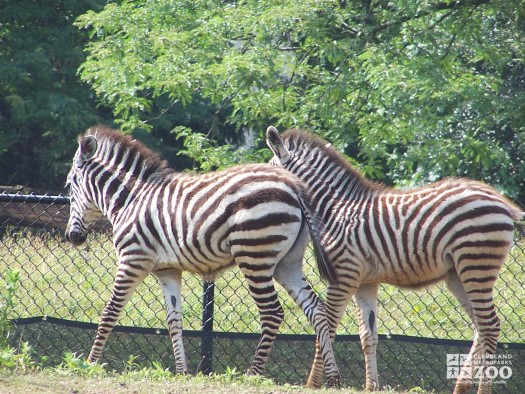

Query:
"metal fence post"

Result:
[[197, 281, 215, 375]]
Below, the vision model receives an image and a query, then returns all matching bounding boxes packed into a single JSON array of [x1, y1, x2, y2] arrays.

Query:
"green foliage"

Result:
[[121, 355, 172, 379], [0, 0, 112, 190], [213, 366, 241, 384], [0, 342, 35, 372], [0, 269, 20, 348], [3, 1, 525, 197], [75, 0, 525, 200], [408, 387, 427, 393], [174, 126, 271, 171], [0, 270, 37, 372], [58, 352, 107, 377]]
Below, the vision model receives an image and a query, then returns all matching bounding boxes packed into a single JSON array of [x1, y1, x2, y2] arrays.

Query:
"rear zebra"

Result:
[[64, 126, 341, 386], [266, 126, 523, 394]]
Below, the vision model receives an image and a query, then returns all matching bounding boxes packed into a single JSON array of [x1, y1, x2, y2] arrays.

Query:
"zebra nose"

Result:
[[66, 230, 87, 246]]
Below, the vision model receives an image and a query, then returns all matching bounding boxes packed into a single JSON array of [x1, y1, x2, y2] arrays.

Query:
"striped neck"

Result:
[[281, 130, 383, 204]]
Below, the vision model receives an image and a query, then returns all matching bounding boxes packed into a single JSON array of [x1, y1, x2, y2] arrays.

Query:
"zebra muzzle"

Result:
[[66, 230, 87, 246]]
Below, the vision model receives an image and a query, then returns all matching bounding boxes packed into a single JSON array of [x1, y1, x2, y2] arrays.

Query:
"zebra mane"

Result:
[[281, 129, 384, 194], [81, 126, 173, 179]]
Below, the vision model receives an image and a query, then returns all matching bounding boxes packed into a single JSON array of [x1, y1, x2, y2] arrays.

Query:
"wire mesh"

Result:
[[1, 192, 524, 392]]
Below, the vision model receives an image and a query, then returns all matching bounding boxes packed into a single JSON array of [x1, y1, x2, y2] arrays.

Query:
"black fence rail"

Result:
[[1, 192, 524, 392]]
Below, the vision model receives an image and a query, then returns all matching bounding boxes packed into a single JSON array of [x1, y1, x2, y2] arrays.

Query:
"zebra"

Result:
[[64, 125, 342, 386], [266, 126, 523, 394]]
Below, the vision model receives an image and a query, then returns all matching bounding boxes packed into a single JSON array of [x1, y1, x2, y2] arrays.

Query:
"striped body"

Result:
[[65, 126, 341, 385], [320, 178, 516, 288], [111, 166, 306, 277], [266, 127, 522, 394]]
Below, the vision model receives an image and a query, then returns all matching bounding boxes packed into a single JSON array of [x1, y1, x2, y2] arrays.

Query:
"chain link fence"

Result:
[[1, 192, 524, 392]]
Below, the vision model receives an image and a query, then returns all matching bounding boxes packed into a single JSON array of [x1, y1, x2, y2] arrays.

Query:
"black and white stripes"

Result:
[[65, 126, 341, 386], [267, 126, 522, 394]]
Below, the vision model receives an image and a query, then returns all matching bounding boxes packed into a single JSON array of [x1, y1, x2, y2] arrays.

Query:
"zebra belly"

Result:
[[153, 258, 236, 280], [153, 242, 234, 271], [360, 252, 453, 288]]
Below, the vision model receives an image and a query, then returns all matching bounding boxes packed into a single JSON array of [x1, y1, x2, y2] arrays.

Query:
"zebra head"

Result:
[[65, 134, 103, 246], [266, 126, 291, 166]]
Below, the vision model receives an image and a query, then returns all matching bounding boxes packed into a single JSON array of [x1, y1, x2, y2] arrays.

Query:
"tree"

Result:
[[76, 0, 525, 201], [0, 0, 111, 191]]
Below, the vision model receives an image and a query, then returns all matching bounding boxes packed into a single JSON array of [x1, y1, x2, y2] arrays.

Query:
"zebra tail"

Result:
[[297, 189, 338, 285], [507, 201, 524, 222]]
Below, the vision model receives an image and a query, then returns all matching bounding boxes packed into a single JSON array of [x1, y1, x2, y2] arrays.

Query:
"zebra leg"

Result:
[[307, 283, 355, 388], [446, 271, 476, 394], [447, 269, 500, 394], [88, 260, 151, 363], [237, 262, 284, 376], [274, 260, 341, 388], [153, 269, 187, 374], [475, 298, 500, 394], [354, 284, 379, 391]]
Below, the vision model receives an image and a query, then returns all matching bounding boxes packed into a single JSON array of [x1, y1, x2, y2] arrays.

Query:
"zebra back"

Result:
[[267, 126, 523, 222]]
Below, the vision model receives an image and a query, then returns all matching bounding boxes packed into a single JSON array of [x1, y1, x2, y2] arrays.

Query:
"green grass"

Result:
[[0, 367, 414, 394], [0, 347, 416, 394], [1, 229, 524, 343]]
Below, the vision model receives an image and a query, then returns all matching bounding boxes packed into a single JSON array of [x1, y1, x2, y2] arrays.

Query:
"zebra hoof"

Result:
[[305, 376, 323, 389], [365, 380, 379, 391], [453, 380, 471, 394], [326, 374, 341, 388]]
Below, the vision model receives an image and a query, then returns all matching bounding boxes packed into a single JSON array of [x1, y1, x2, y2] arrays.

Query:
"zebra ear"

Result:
[[77, 135, 97, 166], [266, 126, 290, 162]]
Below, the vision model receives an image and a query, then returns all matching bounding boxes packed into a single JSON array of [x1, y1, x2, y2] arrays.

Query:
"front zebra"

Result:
[[64, 126, 341, 386], [266, 126, 523, 394]]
